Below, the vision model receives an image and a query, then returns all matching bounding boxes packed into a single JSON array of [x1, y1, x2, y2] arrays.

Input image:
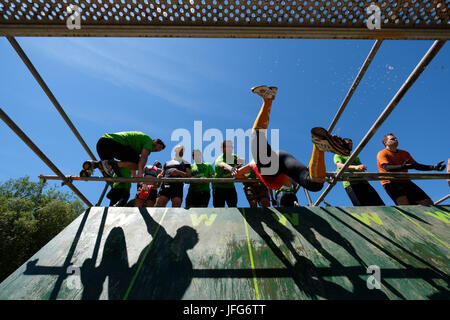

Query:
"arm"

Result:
[[232, 163, 253, 178], [218, 162, 235, 173], [336, 161, 367, 172], [382, 161, 443, 172], [137, 148, 151, 177], [381, 163, 404, 172]]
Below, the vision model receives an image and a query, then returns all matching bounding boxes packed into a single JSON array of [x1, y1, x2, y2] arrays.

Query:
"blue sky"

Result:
[[0, 37, 449, 208]]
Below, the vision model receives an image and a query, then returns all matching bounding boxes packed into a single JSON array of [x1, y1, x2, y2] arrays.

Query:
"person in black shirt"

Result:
[[156, 145, 192, 208]]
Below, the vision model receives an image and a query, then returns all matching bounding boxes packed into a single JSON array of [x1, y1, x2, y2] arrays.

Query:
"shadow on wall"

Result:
[[80, 208, 199, 300], [239, 207, 391, 300]]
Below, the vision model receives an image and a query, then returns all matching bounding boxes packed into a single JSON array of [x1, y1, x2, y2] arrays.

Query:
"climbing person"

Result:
[[233, 85, 351, 194], [334, 138, 385, 206], [377, 133, 446, 205], [155, 145, 191, 208], [81, 131, 165, 178], [185, 149, 214, 208]]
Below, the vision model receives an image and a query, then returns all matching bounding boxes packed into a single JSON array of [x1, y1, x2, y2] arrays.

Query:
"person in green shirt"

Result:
[[242, 170, 271, 208], [212, 140, 244, 207], [334, 138, 384, 206], [186, 150, 214, 208], [93, 131, 165, 178], [106, 167, 132, 206]]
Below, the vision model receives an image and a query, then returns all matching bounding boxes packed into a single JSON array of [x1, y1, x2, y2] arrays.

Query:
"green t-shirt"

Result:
[[243, 170, 263, 188], [333, 154, 363, 189], [112, 167, 132, 191], [213, 154, 239, 189], [189, 163, 214, 192], [103, 131, 153, 154]]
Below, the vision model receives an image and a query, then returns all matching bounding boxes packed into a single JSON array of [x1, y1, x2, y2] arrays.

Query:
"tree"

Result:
[[0, 177, 85, 282]]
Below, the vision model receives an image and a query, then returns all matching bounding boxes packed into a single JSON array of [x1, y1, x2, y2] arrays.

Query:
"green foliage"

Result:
[[0, 177, 86, 282]]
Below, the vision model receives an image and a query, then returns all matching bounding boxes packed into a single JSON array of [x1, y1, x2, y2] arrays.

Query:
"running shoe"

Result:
[[99, 160, 116, 177], [311, 127, 351, 156], [251, 85, 278, 100]]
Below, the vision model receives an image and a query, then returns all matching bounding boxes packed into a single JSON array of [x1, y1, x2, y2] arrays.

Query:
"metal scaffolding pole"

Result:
[[328, 40, 383, 132], [434, 194, 450, 205], [334, 172, 450, 181], [303, 189, 313, 206], [314, 40, 446, 207], [7, 37, 97, 161], [7, 36, 110, 205], [39, 172, 450, 184], [39, 175, 263, 184], [0, 108, 92, 207]]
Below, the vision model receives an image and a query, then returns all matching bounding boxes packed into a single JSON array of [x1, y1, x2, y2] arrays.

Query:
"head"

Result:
[[173, 226, 199, 251], [382, 133, 398, 150], [192, 149, 202, 164], [343, 138, 353, 151], [152, 139, 166, 152], [173, 144, 185, 159], [153, 160, 162, 169], [221, 140, 233, 155]]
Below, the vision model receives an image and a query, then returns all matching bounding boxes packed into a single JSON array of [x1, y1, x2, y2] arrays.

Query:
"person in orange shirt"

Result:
[[377, 133, 445, 205]]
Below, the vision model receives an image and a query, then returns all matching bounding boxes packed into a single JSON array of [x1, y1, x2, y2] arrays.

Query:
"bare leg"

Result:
[[260, 197, 270, 207], [171, 197, 182, 208], [395, 196, 410, 205], [155, 195, 169, 207], [308, 145, 326, 183], [248, 200, 258, 208], [417, 198, 433, 205], [145, 200, 155, 207], [134, 198, 145, 207]]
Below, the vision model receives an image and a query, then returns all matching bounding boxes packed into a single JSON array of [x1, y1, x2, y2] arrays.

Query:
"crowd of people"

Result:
[[90, 85, 447, 208]]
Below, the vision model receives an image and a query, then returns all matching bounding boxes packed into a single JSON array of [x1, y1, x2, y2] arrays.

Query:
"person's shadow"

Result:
[[80, 208, 199, 300], [240, 208, 389, 299], [280, 207, 368, 270]]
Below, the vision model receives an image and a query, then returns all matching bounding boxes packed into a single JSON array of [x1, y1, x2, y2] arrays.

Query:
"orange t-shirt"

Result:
[[376, 148, 415, 185]]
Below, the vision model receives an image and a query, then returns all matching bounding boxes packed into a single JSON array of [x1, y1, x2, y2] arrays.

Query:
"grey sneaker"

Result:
[[311, 127, 351, 156], [251, 85, 278, 100], [99, 160, 115, 177]]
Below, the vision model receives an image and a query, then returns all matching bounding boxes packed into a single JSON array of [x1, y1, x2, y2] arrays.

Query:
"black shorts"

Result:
[[251, 131, 323, 192], [96, 137, 140, 164], [383, 181, 431, 204], [186, 189, 211, 208], [106, 188, 130, 207], [158, 183, 184, 200], [345, 182, 385, 206], [213, 187, 237, 208], [135, 185, 158, 203]]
